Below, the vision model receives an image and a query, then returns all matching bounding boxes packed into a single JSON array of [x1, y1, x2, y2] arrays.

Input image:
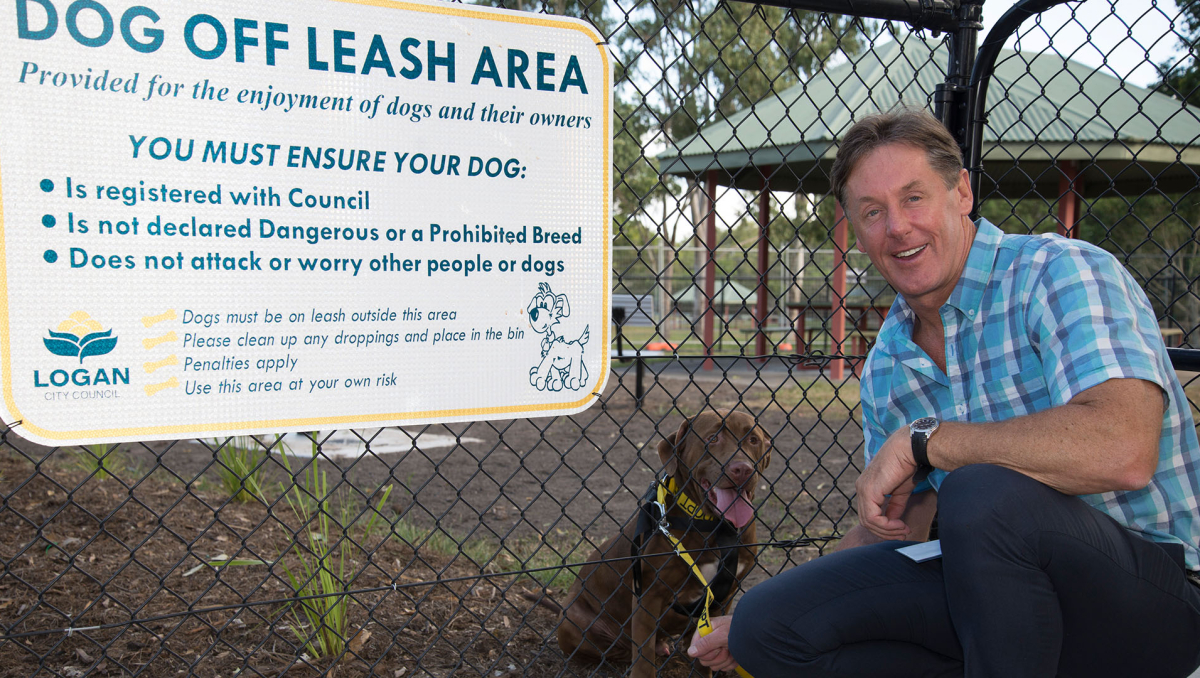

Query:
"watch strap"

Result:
[[909, 418, 937, 471], [911, 432, 932, 469]]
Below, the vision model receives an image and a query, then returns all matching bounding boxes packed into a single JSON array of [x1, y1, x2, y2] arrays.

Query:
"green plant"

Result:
[[276, 445, 391, 660], [213, 436, 266, 503], [70, 443, 120, 479], [505, 537, 590, 589], [391, 519, 493, 566]]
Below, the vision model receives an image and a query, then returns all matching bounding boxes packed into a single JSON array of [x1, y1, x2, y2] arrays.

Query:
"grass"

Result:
[[613, 323, 860, 357], [69, 443, 121, 480], [747, 377, 860, 414], [276, 443, 392, 661], [390, 515, 589, 590], [496, 532, 592, 589], [392, 519, 494, 566], [213, 436, 267, 503]]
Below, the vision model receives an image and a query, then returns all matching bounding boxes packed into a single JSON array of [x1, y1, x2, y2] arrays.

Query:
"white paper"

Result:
[[897, 539, 943, 563]]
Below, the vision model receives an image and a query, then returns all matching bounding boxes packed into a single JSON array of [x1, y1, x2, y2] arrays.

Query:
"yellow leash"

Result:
[[653, 481, 754, 678]]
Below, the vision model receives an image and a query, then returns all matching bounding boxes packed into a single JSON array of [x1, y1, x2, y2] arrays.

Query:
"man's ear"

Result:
[[657, 419, 691, 475], [955, 167, 973, 216]]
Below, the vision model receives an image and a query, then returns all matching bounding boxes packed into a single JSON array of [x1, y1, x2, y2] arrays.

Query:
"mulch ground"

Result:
[[0, 366, 864, 677]]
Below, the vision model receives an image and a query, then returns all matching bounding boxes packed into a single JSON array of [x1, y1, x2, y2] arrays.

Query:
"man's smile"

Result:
[[894, 244, 927, 259]]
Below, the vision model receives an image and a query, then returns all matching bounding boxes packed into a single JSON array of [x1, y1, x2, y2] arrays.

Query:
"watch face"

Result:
[[911, 417, 939, 434]]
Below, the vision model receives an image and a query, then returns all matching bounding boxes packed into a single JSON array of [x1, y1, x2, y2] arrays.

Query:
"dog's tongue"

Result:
[[709, 487, 754, 528]]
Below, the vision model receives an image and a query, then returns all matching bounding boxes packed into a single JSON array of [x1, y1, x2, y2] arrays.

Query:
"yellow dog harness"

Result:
[[646, 478, 755, 678]]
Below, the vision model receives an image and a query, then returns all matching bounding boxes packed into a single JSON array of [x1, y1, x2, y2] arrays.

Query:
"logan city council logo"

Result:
[[34, 311, 129, 390], [44, 311, 117, 362]]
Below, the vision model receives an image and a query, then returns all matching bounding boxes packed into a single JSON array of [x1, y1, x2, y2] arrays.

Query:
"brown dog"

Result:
[[556, 410, 771, 677]]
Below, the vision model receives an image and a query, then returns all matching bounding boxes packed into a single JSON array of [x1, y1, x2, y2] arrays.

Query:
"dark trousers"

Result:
[[729, 464, 1200, 677]]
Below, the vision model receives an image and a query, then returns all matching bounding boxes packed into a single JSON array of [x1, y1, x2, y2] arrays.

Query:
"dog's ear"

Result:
[[555, 293, 571, 319], [657, 418, 691, 475]]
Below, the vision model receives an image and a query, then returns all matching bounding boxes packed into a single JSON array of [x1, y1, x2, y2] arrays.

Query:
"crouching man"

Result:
[[690, 108, 1200, 677]]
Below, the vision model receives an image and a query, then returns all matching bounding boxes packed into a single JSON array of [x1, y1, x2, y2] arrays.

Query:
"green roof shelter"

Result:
[[658, 36, 1200, 378]]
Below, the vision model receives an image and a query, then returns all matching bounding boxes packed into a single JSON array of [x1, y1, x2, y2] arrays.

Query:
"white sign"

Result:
[[0, 0, 611, 445]]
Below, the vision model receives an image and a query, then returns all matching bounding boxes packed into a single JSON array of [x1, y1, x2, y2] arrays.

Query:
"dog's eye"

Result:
[[748, 435, 759, 446], [707, 433, 719, 444]]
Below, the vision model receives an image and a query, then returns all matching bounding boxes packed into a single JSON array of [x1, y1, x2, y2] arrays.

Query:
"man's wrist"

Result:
[[909, 417, 940, 469]]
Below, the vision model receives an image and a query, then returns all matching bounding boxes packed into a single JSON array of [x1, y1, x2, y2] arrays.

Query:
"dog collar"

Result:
[[657, 475, 714, 521]]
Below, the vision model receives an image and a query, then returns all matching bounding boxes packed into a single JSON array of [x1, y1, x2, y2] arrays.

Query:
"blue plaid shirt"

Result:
[[861, 219, 1200, 569]]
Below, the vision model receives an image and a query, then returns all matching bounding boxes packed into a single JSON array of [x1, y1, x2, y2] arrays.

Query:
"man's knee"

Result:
[[728, 585, 761, 659], [729, 576, 822, 671], [729, 583, 781, 662], [938, 464, 1055, 540]]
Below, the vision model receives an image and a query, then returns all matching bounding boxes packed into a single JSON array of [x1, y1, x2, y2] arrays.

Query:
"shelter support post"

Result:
[[831, 201, 847, 381], [1056, 160, 1082, 238], [703, 170, 718, 370], [755, 169, 773, 361]]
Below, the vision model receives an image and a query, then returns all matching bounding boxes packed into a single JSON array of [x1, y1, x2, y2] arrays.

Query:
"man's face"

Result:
[[844, 143, 975, 312]]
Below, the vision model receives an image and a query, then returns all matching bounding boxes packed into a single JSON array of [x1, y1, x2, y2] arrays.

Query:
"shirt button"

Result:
[[956, 404, 967, 416], [968, 309, 976, 317], [948, 345, 956, 356]]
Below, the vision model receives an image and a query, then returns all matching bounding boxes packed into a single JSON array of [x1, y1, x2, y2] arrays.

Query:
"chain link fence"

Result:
[[2, 0, 1198, 675]]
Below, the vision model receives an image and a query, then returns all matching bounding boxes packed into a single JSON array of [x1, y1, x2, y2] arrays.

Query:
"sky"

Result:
[[979, 0, 1186, 88]]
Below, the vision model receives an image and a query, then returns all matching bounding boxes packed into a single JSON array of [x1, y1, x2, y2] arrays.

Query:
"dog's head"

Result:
[[527, 282, 568, 335], [656, 410, 771, 529]]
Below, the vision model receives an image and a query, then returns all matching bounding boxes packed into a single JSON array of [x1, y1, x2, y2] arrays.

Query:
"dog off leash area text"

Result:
[[0, 0, 610, 443]]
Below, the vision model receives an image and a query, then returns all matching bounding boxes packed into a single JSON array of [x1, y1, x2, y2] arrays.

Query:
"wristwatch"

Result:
[[909, 416, 939, 471]]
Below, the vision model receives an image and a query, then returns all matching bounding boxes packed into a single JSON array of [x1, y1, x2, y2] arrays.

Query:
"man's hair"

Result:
[[830, 107, 964, 209]]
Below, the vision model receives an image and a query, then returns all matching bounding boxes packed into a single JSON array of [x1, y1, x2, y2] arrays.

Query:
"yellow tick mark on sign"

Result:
[[141, 309, 178, 328], [142, 331, 178, 350], [144, 376, 179, 396], [143, 355, 179, 374]]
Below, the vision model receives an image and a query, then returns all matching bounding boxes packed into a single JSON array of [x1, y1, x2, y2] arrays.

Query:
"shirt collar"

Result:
[[875, 218, 1002, 356], [943, 218, 1002, 319]]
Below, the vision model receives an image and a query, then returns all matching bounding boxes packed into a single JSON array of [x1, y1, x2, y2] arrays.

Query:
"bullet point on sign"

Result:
[[43, 250, 57, 263], [39, 179, 53, 193], [42, 214, 55, 228]]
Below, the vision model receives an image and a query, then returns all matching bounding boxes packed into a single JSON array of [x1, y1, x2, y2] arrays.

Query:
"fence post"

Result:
[[831, 201, 848, 381], [967, 0, 1077, 215], [1056, 159, 1082, 238], [935, 0, 984, 157], [755, 168, 773, 361], [703, 170, 718, 370]]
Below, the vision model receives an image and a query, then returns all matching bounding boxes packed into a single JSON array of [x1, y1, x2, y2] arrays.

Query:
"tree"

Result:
[[1156, 0, 1199, 105], [625, 1, 865, 331], [475, 1, 867, 335]]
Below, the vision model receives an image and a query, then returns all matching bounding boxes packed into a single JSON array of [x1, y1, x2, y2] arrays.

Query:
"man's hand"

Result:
[[855, 425, 922, 541], [687, 616, 740, 672]]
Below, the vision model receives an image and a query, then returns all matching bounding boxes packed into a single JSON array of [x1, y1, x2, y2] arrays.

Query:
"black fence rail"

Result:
[[2, 0, 1198, 676]]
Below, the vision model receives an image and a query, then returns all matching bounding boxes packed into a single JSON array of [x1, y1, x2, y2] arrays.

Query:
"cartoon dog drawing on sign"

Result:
[[528, 282, 590, 391]]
